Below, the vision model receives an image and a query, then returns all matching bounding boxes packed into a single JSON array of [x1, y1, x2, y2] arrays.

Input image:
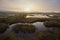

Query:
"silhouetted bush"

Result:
[[0, 23, 9, 33], [0, 17, 7, 23], [45, 35, 56, 40]]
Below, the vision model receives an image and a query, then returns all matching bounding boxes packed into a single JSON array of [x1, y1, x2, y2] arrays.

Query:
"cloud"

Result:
[[0, 0, 60, 12]]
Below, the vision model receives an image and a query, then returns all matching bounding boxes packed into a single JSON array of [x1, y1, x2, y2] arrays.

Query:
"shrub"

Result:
[[44, 21, 60, 28], [0, 23, 9, 33], [12, 23, 36, 33]]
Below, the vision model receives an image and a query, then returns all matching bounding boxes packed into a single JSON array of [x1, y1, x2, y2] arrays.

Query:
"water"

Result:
[[4, 22, 51, 37], [33, 22, 47, 31], [8, 22, 47, 32]]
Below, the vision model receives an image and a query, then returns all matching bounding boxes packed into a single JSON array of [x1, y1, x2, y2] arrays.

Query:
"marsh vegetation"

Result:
[[0, 12, 60, 40]]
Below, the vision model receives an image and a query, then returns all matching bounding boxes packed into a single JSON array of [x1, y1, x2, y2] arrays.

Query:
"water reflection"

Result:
[[5, 22, 52, 37], [33, 22, 47, 31], [9, 22, 47, 32]]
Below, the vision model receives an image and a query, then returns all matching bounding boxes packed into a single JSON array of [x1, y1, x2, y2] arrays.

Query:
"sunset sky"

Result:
[[0, 0, 60, 12]]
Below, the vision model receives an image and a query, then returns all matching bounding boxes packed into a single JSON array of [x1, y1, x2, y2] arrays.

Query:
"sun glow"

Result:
[[24, 5, 31, 12]]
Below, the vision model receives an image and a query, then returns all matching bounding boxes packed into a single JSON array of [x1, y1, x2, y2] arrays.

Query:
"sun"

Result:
[[24, 6, 31, 12]]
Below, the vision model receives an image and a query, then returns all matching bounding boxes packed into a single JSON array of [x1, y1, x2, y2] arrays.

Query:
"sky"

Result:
[[0, 0, 60, 12]]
